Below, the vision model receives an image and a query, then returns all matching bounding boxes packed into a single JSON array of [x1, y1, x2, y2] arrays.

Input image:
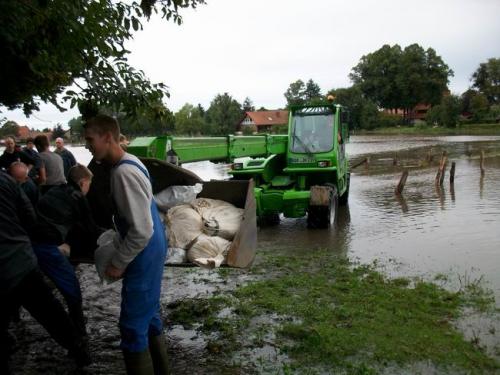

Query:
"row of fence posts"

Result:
[[350, 150, 487, 196], [394, 150, 486, 196]]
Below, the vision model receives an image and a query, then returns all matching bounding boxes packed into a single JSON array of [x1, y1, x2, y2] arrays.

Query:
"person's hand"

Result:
[[105, 264, 125, 280], [58, 243, 71, 257]]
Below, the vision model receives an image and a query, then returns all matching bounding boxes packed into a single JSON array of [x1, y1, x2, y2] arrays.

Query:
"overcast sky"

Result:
[[3, 0, 500, 129]]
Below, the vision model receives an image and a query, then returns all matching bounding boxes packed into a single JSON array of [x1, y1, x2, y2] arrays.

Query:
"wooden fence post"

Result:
[[351, 157, 368, 169], [395, 170, 409, 195], [480, 151, 485, 175], [435, 151, 447, 186], [450, 161, 456, 185]]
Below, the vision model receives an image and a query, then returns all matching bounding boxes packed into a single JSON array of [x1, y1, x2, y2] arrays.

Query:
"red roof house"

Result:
[[239, 110, 289, 133]]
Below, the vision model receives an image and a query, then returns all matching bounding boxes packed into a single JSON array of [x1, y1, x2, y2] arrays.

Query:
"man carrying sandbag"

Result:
[[84, 115, 168, 375]]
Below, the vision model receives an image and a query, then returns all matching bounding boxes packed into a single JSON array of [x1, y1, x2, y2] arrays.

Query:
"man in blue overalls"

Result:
[[84, 115, 168, 375]]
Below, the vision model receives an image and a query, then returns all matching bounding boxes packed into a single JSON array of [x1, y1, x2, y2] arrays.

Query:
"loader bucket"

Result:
[[76, 158, 257, 269]]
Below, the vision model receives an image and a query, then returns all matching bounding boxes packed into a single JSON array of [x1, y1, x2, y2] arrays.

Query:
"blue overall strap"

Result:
[[115, 159, 151, 182]]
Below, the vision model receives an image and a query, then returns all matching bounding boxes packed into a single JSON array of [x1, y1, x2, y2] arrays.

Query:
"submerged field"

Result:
[[355, 123, 500, 136]]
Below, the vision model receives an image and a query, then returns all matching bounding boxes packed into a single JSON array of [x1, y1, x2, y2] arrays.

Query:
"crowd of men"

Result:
[[1, 117, 168, 375]]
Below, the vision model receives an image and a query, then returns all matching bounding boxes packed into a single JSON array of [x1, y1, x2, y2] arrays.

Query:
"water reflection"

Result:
[[395, 194, 409, 213]]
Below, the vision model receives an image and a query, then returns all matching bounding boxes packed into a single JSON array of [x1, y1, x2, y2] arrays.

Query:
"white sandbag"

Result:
[[192, 253, 226, 269], [166, 247, 187, 264], [191, 198, 244, 240], [95, 229, 121, 284], [154, 183, 203, 211], [187, 234, 231, 269], [165, 205, 203, 249]]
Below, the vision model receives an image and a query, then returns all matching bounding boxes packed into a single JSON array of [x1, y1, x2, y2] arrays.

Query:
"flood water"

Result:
[[4, 135, 500, 373]]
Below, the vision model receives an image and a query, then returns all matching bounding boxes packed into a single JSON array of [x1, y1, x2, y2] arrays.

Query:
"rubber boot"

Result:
[[68, 336, 92, 367], [123, 349, 154, 375], [68, 302, 87, 338], [148, 335, 169, 375]]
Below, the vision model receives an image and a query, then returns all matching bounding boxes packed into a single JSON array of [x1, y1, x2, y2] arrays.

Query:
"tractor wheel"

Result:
[[307, 184, 338, 229], [258, 212, 281, 226], [339, 173, 350, 206]]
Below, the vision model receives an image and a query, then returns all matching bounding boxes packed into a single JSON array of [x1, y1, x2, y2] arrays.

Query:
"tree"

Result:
[[426, 95, 461, 128], [206, 93, 242, 135], [242, 97, 255, 112], [116, 104, 175, 136], [469, 93, 490, 122], [284, 80, 306, 107], [328, 86, 379, 130], [350, 44, 453, 122], [52, 124, 66, 139], [284, 79, 323, 107], [68, 117, 84, 141], [0, 120, 20, 137], [350, 44, 403, 111], [0, 0, 205, 119], [304, 79, 322, 101], [460, 89, 478, 114], [175, 103, 206, 136], [472, 58, 500, 104]]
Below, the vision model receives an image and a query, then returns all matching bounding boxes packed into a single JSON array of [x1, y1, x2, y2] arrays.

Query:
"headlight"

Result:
[[317, 160, 331, 167], [232, 163, 243, 170]]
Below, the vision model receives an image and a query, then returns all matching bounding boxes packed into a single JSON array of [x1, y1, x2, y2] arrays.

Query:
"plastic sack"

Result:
[[165, 204, 203, 249], [166, 247, 187, 264], [187, 234, 231, 269], [94, 229, 121, 284], [191, 198, 244, 240], [154, 183, 203, 211]]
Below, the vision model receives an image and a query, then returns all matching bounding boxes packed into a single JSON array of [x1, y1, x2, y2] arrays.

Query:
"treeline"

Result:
[[283, 48, 499, 130], [68, 94, 261, 139], [0, 121, 67, 140]]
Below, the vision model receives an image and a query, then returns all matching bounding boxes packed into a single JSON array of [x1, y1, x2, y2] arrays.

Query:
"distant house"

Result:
[[16, 126, 32, 140], [15, 126, 52, 142], [239, 110, 289, 133], [383, 104, 431, 121]]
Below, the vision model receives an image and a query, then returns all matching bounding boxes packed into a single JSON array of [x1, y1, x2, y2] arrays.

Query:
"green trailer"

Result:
[[128, 103, 350, 228]]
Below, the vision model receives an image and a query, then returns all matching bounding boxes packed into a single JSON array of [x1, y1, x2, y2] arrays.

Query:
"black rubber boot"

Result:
[[123, 349, 155, 375], [68, 337, 92, 367], [68, 302, 87, 338], [149, 334, 169, 375]]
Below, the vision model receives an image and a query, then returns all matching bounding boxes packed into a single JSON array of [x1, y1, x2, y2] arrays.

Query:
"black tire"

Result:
[[339, 173, 350, 206], [258, 212, 281, 226], [307, 184, 338, 229]]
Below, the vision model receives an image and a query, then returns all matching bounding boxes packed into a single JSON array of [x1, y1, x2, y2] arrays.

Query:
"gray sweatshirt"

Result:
[[110, 153, 154, 269]]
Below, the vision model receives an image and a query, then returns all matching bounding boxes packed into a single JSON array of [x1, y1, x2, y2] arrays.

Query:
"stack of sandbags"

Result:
[[187, 235, 231, 268], [192, 198, 244, 240], [165, 204, 203, 249], [164, 198, 244, 268], [154, 183, 203, 212]]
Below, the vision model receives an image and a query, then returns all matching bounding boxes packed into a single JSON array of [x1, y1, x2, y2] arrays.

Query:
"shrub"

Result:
[[376, 112, 401, 128]]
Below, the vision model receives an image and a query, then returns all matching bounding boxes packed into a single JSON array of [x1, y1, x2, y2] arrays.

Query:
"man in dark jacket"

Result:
[[9, 162, 39, 206], [22, 137, 43, 182], [31, 164, 102, 338], [0, 137, 34, 172], [0, 171, 90, 374], [54, 137, 77, 178]]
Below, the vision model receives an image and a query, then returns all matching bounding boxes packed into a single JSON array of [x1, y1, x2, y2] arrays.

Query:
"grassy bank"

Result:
[[168, 250, 499, 374], [355, 123, 500, 136]]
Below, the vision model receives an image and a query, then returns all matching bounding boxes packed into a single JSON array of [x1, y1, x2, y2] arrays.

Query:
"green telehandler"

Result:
[[128, 102, 350, 228]]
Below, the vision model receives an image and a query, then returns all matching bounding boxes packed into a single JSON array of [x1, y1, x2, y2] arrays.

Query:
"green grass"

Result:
[[168, 251, 499, 373], [356, 123, 500, 136]]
